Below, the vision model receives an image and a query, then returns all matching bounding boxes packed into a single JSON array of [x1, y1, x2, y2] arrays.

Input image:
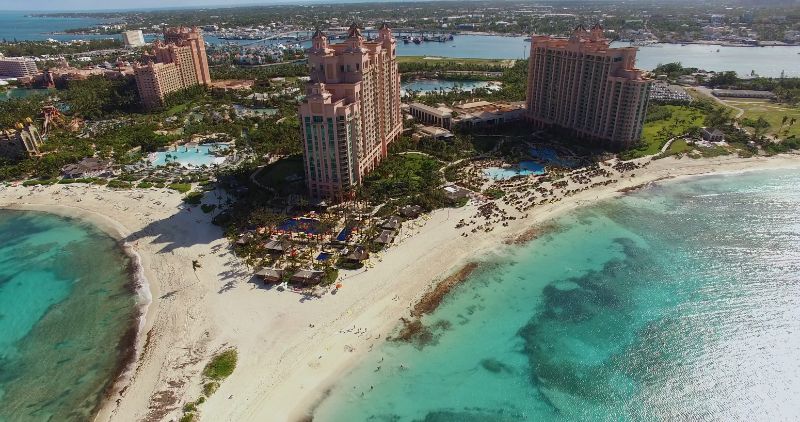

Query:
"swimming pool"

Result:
[[148, 143, 230, 168], [276, 218, 322, 235], [530, 147, 579, 168], [483, 161, 545, 180]]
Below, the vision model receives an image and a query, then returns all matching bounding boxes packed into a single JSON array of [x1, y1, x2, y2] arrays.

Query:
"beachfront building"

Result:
[[525, 24, 651, 149], [0, 57, 38, 78], [299, 24, 402, 201], [134, 27, 211, 108], [0, 120, 43, 160], [122, 30, 146, 48]]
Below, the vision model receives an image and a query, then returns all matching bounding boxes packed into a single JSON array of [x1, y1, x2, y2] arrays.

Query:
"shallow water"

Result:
[[401, 79, 497, 97], [314, 168, 800, 421], [484, 161, 545, 180], [148, 143, 229, 168], [0, 210, 138, 422]]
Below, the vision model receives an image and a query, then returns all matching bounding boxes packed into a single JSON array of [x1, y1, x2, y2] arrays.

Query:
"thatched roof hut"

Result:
[[291, 269, 323, 285], [399, 205, 423, 218], [381, 216, 401, 231], [263, 238, 291, 254], [375, 229, 396, 245], [345, 246, 370, 262], [255, 268, 284, 283]]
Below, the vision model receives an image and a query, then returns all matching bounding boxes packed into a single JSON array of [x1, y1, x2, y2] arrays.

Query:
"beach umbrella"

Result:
[[336, 283, 342, 289]]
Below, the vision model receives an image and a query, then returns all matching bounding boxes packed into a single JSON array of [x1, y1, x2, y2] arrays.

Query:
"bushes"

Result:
[[169, 183, 192, 193], [202, 382, 219, 397], [203, 349, 238, 381], [184, 191, 204, 205], [107, 180, 132, 189]]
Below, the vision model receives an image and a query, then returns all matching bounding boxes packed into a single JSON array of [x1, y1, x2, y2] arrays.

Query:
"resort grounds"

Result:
[[2, 152, 800, 422]]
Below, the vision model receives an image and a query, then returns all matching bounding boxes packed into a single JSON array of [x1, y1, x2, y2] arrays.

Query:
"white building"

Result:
[[122, 30, 146, 48]]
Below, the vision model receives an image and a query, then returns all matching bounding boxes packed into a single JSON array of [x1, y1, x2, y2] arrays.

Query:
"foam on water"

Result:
[[314, 168, 800, 421]]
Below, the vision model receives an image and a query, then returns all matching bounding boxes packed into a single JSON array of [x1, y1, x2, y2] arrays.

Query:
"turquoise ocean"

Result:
[[314, 168, 800, 421], [0, 210, 139, 422]]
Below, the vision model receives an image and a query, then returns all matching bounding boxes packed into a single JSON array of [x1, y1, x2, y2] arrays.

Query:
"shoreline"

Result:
[[283, 154, 800, 422], [0, 203, 156, 422], [1, 154, 799, 422]]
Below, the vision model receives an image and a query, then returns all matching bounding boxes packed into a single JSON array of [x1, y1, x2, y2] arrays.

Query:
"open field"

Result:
[[720, 99, 800, 139]]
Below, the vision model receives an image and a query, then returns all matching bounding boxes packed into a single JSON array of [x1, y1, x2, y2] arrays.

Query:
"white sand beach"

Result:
[[1, 153, 798, 422]]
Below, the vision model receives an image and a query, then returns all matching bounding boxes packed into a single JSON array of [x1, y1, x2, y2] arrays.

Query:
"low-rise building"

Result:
[[414, 124, 453, 140], [701, 127, 725, 143], [0, 57, 38, 78], [0, 121, 43, 160], [712, 89, 776, 99], [409, 102, 453, 129], [452, 100, 526, 127], [61, 157, 113, 178]]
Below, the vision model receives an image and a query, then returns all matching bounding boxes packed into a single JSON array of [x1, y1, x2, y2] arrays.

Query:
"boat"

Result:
[[403, 39, 410, 44], [413, 37, 422, 45]]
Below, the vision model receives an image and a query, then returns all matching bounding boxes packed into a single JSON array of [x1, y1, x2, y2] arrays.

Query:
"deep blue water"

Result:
[[314, 168, 800, 421], [0, 11, 114, 42], [0, 210, 138, 421]]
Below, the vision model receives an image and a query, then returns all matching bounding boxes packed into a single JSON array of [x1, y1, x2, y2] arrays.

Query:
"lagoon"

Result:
[[483, 161, 545, 180], [148, 143, 230, 168], [0, 210, 138, 421], [0, 88, 54, 101], [400, 79, 498, 97], [314, 168, 800, 421]]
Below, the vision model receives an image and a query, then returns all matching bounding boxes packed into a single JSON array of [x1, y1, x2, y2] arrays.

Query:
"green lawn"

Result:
[[722, 99, 800, 139], [626, 105, 705, 158]]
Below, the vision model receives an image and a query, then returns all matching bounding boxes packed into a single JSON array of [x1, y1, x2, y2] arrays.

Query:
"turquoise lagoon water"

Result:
[[401, 79, 498, 97], [314, 168, 800, 421], [0, 210, 138, 421], [148, 143, 230, 167], [484, 161, 545, 180], [0, 88, 54, 101]]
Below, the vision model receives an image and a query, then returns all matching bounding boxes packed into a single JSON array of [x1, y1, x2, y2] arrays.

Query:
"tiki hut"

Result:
[[381, 216, 402, 231], [236, 232, 254, 246], [375, 230, 396, 245], [399, 205, 423, 219], [291, 269, 323, 285], [345, 246, 370, 262], [255, 268, 284, 283], [263, 238, 291, 254]]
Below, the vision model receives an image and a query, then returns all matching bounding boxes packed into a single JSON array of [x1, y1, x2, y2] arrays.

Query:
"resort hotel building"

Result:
[[0, 57, 38, 78], [134, 27, 211, 109], [525, 24, 651, 149], [299, 24, 402, 201]]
